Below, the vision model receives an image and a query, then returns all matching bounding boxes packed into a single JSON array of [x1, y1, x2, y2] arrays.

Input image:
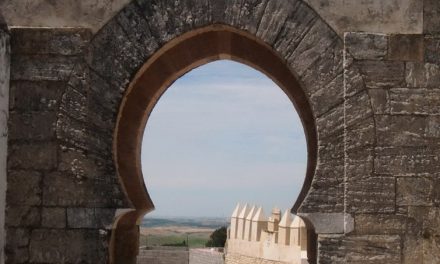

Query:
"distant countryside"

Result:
[[139, 217, 229, 248]]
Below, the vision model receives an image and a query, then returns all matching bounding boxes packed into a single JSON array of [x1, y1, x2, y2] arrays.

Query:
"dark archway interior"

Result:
[[112, 25, 317, 264]]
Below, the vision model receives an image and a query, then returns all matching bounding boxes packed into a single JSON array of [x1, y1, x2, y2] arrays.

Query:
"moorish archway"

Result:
[[56, 0, 361, 263]]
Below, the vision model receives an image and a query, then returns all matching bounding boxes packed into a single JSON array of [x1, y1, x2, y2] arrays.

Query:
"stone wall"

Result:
[[5, 27, 128, 263], [189, 248, 224, 264], [0, 14, 10, 264], [137, 248, 189, 264], [0, 0, 425, 36], [3, 0, 440, 263], [314, 4, 440, 262], [225, 252, 289, 264]]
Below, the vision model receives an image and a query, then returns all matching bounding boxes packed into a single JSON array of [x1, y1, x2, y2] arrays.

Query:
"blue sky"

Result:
[[141, 60, 307, 218]]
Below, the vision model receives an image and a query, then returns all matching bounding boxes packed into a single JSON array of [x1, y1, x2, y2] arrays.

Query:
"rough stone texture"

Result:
[[6, 27, 126, 264], [29, 229, 108, 263], [41, 207, 66, 229], [305, 0, 423, 36], [0, 0, 132, 33], [0, 21, 9, 264], [4, 1, 440, 264], [424, 0, 440, 34], [0, 0, 426, 37], [343, 31, 440, 263], [344, 33, 388, 60], [388, 34, 424, 62]]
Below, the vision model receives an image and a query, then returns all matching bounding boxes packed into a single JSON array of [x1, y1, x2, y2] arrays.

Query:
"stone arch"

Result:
[[57, 0, 360, 263]]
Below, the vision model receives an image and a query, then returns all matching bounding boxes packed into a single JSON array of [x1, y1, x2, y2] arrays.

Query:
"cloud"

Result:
[[141, 60, 308, 217]]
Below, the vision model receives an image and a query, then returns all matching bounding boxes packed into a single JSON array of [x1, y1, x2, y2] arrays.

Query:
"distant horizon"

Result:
[[141, 60, 307, 218]]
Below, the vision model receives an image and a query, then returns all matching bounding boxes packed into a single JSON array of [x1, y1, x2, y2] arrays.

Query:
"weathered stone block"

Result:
[[9, 80, 65, 111], [347, 177, 395, 213], [388, 34, 424, 62], [136, 0, 211, 44], [67, 208, 115, 229], [397, 177, 433, 206], [5, 247, 29, 264], [298, 184, 344, 214], [354, 214, 408, 235], [405, 62, 440, 88], [344, 60, 366, 97], [424, 36, 440, 63], [345, 90, 373, 127], [89, 18, 148, 89], [59, 149, 109, 181], [6, 206, 40, 228], [116, 3, 159, 58], [288, 19, 338, 77], [375, 146, 440, 176], [41, 207, 66, 229], [59, 86, 87, 122], [56, 112, 88, 150], [273, 1, 317, 60], [312, 158, 344, 188], [5, 228, 31, 263], [368, 88, 389, 114], [376, 115, 440, 147], [7, 170, 41, 206], [11, 54, 78, 81], [29, 229, 105, 263], [344, 235, 402, 263], [95, 208, 116, 229], [301, 39, 343, 96], [318, 133, 344, 161], [424, 0, 440, 34], [319, 235, 403, 263], [346, 117, 375, 153], [6, 228, 30, 248], [8, 111, 57, 140], [10, 28, 91, 55], [346, 150, 374, 181], [344, 32, 388, 60], [356, 60, 405, 89], [223, 0, 269, 35], [309, 74, 343, 117], [8, 142, 57, 171], [316, 103, 344, 139], [317, 235, 345, 263], [43, 172, 124, 208], [401, 235, 423, 264], [67, 208, 96, 228], [256, 0, 296, 45], [389, 88, 440, 115]]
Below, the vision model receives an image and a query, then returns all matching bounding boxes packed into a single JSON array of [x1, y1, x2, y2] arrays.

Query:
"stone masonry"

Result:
[[0, 14, 10, 264], [2, 0, 440, 263]]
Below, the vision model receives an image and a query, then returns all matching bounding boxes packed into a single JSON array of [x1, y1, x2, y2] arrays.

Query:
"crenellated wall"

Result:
[[226, 205, 307, 264]]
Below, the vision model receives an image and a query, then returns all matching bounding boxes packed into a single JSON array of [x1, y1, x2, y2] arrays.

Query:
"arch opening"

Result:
[[139, 59, 308, 255], [111, 25, 318, 264]]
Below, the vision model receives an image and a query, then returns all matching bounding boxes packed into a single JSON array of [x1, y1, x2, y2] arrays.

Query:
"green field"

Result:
[[140, 233, 210, 248]]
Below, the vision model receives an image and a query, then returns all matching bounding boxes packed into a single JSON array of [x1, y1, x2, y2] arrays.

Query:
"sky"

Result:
[[141, 60, 307, 218]]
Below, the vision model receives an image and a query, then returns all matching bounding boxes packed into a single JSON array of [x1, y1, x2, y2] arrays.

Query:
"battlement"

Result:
[[226, 204, 308, 264]]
